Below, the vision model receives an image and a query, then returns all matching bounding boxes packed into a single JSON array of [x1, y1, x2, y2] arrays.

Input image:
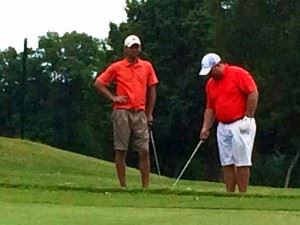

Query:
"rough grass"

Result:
[[0, 136, 300, 225]]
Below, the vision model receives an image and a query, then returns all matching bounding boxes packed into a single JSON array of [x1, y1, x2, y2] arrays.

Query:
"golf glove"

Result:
[[239, 116, 252, 133]]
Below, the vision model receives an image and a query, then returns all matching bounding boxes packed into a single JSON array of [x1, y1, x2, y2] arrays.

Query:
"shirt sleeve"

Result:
[[96, 63, 117, 86], [206, 82, 215, 111], [236, 69, 257, 94], [147, 63, 159, 86]]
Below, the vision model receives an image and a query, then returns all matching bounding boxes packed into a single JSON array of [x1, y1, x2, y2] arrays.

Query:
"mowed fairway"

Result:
[[1, 137, 300, 225]]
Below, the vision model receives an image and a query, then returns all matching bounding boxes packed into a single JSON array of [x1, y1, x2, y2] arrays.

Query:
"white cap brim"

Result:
[[199, 68, 211, 76], [126, 42, 140, 47]]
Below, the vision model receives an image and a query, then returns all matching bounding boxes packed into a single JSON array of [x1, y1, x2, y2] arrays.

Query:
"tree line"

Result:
[[0, 0, 299, 187]]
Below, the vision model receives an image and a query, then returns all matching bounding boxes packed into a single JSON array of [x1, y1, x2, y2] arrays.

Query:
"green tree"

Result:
[[0, 47, 22, 136]]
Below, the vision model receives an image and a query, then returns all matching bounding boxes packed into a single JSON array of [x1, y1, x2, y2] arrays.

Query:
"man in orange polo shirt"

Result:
[[94, 35, 158, 188], [199, 53, 258, 192]]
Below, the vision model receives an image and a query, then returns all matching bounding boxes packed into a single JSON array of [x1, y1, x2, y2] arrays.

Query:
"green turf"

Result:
[[2, 202, 300, 225], [0, 136, 300, 225]]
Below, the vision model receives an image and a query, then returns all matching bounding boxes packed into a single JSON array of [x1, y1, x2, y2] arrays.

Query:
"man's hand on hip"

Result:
[[112, 96, 128, 104]]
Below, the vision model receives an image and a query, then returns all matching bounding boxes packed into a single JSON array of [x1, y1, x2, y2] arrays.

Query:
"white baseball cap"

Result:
[[124, 35, 141, 47], [199, 53, 221, 76]]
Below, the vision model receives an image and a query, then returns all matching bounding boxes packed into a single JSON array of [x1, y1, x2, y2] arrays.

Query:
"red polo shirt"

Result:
[[96, 58, 158, 110], [206, 64, 257, 123]]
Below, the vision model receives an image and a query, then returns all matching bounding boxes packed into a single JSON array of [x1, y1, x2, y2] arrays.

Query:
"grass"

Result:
[[0, 136, 300, 225]]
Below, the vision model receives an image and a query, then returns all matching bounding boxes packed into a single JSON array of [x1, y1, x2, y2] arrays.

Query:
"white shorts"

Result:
[[217, 118, 256, 167]]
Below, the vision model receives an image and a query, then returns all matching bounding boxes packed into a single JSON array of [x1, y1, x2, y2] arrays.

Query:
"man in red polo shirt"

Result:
[[199, 53, 258, 192], [94, 35, 158, 188]]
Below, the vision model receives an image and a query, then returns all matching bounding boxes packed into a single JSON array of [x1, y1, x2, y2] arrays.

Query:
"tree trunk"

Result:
[[284, 151, 300, 188]]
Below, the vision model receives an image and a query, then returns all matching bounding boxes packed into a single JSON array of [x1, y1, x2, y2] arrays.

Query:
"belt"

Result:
[[220, 116, 244, 124], [128, 109, 144, 112], [114, 108, 143, 112], [118, 109, 144, 113]]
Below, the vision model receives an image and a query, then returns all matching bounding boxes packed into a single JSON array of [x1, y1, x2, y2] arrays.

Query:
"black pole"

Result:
[[21, 38, 27, 139]]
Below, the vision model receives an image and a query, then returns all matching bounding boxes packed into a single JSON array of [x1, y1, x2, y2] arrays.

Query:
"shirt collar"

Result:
[[123, 58, 141, 67]]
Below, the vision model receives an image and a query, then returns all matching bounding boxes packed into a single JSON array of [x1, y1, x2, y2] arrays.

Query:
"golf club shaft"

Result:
[[172, 140, 204, 189], [150, 130, 161, 176]]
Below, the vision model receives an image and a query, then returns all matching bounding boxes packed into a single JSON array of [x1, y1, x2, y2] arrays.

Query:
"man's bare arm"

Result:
[[200, 108, 216, 140], [94, 79, 127, 103], [145, 85, 157, 123], [245, 89, 259, 117]]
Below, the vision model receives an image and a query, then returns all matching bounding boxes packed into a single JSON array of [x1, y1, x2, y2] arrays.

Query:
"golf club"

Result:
[[149, 129, 161, 176], [172, 140, 204, 189]]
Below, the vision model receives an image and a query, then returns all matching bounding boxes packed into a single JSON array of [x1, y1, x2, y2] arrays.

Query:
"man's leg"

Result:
[[223, 165, 236, 192], [236, 166, 250, 192], [139, 150, 150, 188], [130, 111, 150, 188], [232, 118, 256, 193], [115, 150, 127, 187], [112, 110, 130, 188]]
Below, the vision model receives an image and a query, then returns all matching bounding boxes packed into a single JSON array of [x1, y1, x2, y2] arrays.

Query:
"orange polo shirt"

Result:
[[206, 64, 257, 123], [96, 58, 158, 110]]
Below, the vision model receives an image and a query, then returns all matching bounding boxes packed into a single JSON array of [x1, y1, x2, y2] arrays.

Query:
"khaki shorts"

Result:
[[112, 109, 149, 152]]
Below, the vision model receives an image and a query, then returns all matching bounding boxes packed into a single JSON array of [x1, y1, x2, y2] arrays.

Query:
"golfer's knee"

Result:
[[139, 150, 149, 159], [115, 150, 126, 161]]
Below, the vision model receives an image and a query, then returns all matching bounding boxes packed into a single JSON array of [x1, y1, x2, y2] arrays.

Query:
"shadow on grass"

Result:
[[1, 182, 299, 199]]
